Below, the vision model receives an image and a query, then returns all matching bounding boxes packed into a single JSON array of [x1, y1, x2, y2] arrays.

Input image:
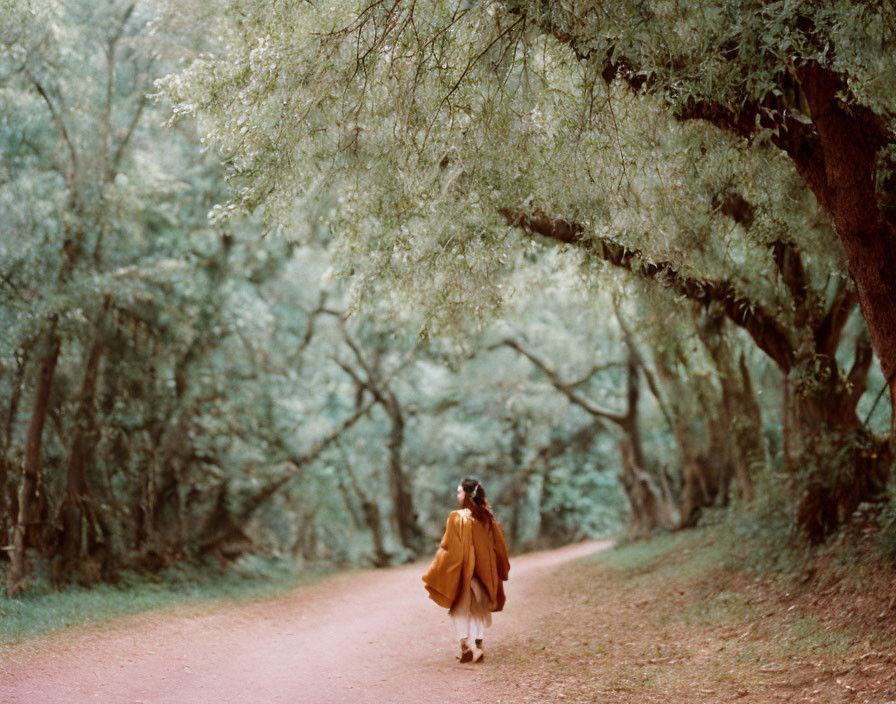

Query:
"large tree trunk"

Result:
[[789, 63, 896, 397], [693, 316, 762, 506], [788, 351, 891, 542], [701, 66, 896, 510], [7, 336, 61, 597], [675, 444, 717, 529], [56, 332, 106, 583], [782, 328, 890, 542], [677, 62, 896, 538]]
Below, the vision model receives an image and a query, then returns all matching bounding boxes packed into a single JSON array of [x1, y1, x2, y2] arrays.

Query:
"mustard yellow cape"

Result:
[[421, 509, 510, 611]]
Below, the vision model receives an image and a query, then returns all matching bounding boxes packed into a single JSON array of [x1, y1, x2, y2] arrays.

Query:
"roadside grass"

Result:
[[489, 526, 896, 704], [0, 556, 330, 644]]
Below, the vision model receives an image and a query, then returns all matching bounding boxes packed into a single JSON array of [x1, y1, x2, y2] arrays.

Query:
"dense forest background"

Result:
[[2, 0, 895, 598]]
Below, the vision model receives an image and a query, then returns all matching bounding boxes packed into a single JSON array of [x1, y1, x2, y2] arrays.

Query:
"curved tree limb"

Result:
[[769, 239, 811, 322], [501, 207, 796, 372], [494, 337, 628, 424], [813, 277, 859, 359], [241, 395, 378, 517], [26, 71, 78, 191]]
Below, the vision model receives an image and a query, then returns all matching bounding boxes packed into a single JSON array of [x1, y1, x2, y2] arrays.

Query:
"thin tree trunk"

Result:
[[1, 353, 27, 544], [291, 505, 321, 563], [734, 354, 759, 504], [331, 323, 423, 557], [505, 417, 528, 549], [384, 395, 424, 556], [360, 497, 389, 567], [693, 316, 762, 506], [333, 471, 364, 532], [7, 336, 61, 597], [650, 348, 720, 527], [782, 377, 794, 474], [618, 357, 675, 533], [617, 436, 668, 535], [337, 447, 391, 567]]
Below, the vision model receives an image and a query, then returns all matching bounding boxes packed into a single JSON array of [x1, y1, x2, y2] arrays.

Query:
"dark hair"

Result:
[[460, 476, 494, 523]]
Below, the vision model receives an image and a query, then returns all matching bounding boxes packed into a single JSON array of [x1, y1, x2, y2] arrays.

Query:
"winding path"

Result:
[[1, 540, 610, 704]]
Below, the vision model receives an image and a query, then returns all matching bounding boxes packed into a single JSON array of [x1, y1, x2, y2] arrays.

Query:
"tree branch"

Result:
[[241, 396, 379, 516], [335, 358, 381, 404], [769, 239, 810, 321], [525, 419, 604, 475], [506, 8, 848, 213], [27, 71, 78, 189], [814, 278, 859, 358], [563, 361, 627, 391], [501, 207, 796, 372], [288, 292, 332, 374], [845, 327, 874, 413], [494, 338, 629, 424], [107, 92, 149, 182]]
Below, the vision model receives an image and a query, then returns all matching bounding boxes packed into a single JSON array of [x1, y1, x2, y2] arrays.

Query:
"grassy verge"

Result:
[[488, 527, 896, 704], [0, 556, 330, 645]]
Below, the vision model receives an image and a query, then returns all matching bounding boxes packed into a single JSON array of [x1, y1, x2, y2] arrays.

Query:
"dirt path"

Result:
[[1, 540, 609, 704]]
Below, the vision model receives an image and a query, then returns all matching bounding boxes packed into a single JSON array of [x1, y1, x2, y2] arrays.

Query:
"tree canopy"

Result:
[[2, 0, 895, 596], [162, 0, 896, 539], [162, 0, 895, 337]]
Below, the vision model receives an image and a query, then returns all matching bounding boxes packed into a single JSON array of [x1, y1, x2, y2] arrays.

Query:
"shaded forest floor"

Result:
[[486, 528, 896, 704]]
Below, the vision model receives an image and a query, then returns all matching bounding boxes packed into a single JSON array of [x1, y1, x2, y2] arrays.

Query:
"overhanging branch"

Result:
[[241, 396, 378, 517], [494, 337, 629, 425], [501, 207, 796, 372]]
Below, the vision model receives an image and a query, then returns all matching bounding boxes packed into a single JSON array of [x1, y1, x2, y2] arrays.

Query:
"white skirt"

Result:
[[449, 576, 493, 641]]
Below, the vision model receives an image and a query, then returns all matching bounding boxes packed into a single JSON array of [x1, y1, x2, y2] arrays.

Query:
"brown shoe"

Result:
[[459, 638, 473, 663]]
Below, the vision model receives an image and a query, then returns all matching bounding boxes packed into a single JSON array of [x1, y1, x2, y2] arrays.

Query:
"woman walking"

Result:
[[422, 477, 511, 663]]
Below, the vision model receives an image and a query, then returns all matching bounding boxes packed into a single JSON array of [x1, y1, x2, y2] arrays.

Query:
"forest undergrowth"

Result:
[[487, 523, 896, 704]]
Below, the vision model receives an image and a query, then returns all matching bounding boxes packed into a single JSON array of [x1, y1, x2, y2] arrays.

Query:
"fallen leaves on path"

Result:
[[486, 531, 896, 704]]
